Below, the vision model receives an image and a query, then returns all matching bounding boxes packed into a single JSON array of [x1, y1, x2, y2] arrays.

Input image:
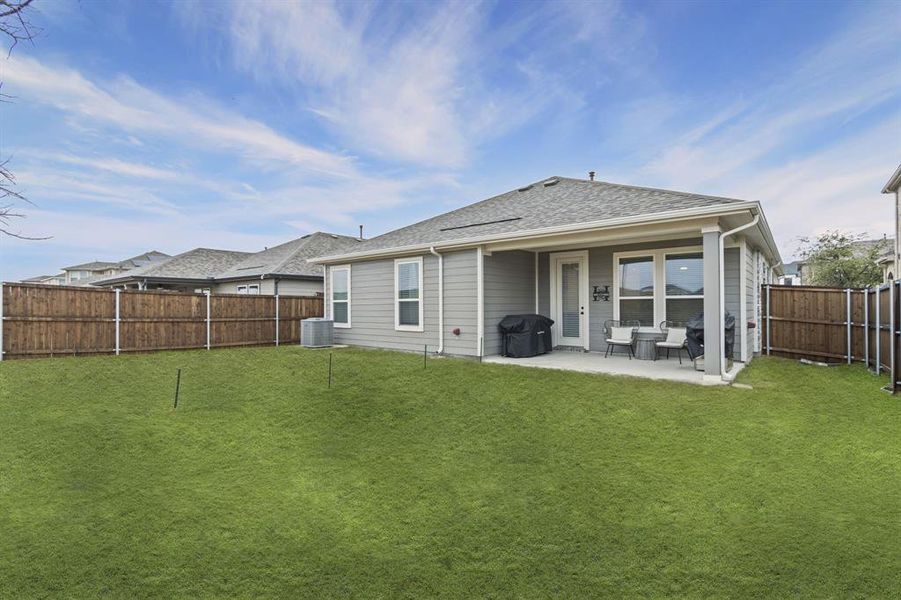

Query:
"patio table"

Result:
[[634, 328, 666, 360]]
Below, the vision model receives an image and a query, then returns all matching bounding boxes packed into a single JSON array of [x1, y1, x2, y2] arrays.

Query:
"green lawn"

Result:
[[0, 347, 898, 598]]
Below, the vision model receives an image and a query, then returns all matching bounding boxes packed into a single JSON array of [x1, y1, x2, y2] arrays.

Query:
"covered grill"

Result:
[[497, 314, 554, 358], [685, 311, 735, 361]]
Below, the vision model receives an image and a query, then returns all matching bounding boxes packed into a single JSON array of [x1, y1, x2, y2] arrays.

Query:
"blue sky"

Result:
[[1, 0, 899, 281]]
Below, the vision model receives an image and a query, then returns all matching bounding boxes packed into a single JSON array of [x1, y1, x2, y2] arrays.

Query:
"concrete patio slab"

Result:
[[484, 350, 745, 386]]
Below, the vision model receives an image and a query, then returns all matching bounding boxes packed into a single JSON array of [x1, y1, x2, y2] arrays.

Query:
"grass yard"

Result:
[[1, 347, 899, 598]]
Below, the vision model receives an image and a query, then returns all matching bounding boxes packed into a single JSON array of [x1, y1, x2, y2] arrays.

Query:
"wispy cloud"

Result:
[[184, 0, 647, 169], [3, 55, 356, 178], [612, 6, 901, 256]]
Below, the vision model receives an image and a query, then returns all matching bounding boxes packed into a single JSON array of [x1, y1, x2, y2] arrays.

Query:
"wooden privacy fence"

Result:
[[0, 283, 323, 360], [762, 283, 899, 393]]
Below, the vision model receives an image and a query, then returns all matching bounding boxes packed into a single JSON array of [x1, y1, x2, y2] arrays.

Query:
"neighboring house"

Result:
[[778, 261, 802, 286], [315, 176, 783, 382], [20, 274, 66, 286], [882, 163, 901, 282], [61, 250, 170, 285], [91, 232, 359, 295], [62, 260, 119, 284], [92, 248, 252, 293]]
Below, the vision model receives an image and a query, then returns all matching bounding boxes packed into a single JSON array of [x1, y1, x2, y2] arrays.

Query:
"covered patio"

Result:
[[484, 350, 745, 386], [476, 206, 774, 383]]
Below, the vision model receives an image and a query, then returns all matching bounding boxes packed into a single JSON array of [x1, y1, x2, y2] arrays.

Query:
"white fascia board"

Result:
[[313, 203, 758, 264]]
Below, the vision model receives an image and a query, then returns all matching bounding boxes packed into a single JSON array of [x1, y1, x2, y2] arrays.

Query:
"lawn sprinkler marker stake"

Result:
[[328, 352, 333, 389], [424, 344, 427, 369], [173, 368, 182, 409]]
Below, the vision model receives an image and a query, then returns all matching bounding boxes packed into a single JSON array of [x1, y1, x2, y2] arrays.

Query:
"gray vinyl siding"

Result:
[[277, 279, 322, 296], [211, 278, 322, 296], [213, 278, 274, 295], [443, 250, 479, 355], [724, 247, 742, 360], [745, 242, 756, 360], [483, 251, 536, 355], [329, 250, 478, 356], [538, 253, 550, 316]]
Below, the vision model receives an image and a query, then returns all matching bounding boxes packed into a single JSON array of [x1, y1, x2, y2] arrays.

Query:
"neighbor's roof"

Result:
[[216, 232, 360, 280], [61, 250, 169, 274], [96, 248, 252, 283], [62, 260, 118, 271], [882, 163, 901, 194], [21, 274, 62, 282], [116, 250, 170, 270], [320, 176, 753, 259]]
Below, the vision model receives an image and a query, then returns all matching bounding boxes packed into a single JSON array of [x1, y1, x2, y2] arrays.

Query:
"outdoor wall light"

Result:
[[592, 285, 610, 302]]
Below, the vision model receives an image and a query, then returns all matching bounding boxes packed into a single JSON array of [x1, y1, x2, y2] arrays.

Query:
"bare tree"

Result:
[[0, 0, 45, 239]]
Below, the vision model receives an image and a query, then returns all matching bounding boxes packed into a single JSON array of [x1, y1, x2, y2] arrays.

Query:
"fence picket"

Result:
[[0, 283, 323, 360]]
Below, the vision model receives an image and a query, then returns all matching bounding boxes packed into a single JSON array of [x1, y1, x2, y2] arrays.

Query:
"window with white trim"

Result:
[[236, 284, 260, 295], [395, 258, 423, 331], [617, 255, 655, 326], [614, 246, 706, 326], [330, 265, 351, 328], [664, 252, 703, 323]]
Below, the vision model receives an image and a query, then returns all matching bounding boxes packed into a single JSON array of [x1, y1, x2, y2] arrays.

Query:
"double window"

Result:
[[330, 265, 351, 328], [395, 257, 423, 331], [236, 284, 260, 295], [614, 248, 704, 326]]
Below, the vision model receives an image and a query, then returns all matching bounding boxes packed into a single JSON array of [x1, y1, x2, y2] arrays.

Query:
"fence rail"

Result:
[[0, 283, 323, 360], [762, 283, 898, 393]]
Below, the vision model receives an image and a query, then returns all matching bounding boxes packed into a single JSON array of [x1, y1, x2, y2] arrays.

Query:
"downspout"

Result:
[[430, 246, 444, 354], [719, 211, 760, 378]]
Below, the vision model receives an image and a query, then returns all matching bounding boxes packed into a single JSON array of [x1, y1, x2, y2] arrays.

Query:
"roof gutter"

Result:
[[429, 246, 444, 354], [314, 203, 760, 264], [719, 211, 759, 379]]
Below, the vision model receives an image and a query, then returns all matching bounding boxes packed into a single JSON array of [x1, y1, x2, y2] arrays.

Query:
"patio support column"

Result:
[[702, 224, 722, 377]]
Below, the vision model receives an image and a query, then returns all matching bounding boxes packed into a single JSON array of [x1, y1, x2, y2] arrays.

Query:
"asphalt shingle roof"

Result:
[[106, 248, 252, 281], [217, 232, 360, 279], [90, 233, 359, 284], [63, 260, 119, 271], [328, 176, 752, 257], [116, 250, 170, 270]]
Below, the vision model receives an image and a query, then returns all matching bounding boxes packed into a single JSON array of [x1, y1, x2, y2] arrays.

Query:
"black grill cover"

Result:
[[685, 311, 735, 361], [498, 314, 554, 358]]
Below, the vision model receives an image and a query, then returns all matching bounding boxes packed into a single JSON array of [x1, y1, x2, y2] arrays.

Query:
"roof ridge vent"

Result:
[[517, 184, 533, 192], [542, 178, 559, 187]]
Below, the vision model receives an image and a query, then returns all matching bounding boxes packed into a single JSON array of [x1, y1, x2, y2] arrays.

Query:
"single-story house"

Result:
[[315, 176, 783, 382], [91, 232, 360, 296]]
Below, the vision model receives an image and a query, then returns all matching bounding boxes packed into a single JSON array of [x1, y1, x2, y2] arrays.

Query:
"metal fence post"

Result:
[[275, 294, 280, 347], [876, 286, 881, 375], [864, 288, 869, 370], [114, 288, 121, 356], [205, 291, 211, 350], [846, 288, 852, 364], [889, 282, 897, 393], [765, 284, 771, 355]]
